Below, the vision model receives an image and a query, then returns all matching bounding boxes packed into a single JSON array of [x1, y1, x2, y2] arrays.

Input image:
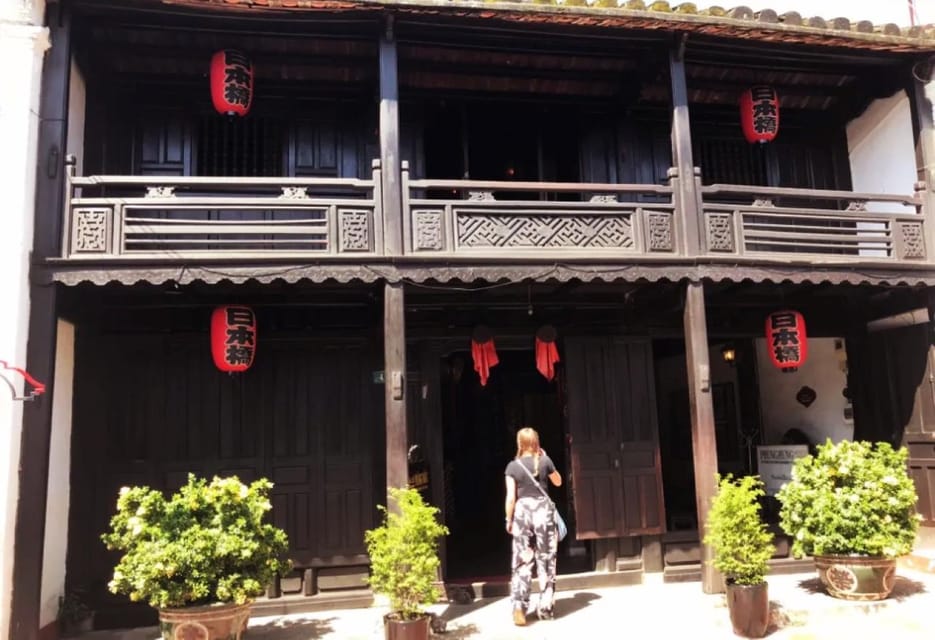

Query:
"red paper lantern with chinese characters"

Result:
[[740, 86, 780, 144], [210, 50, 253, 117], [211, 306, 257, 372], [765, 310, 807, 372]]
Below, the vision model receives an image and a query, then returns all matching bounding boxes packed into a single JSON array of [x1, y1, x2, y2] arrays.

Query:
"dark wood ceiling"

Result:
[[73, 4, 910, 113]]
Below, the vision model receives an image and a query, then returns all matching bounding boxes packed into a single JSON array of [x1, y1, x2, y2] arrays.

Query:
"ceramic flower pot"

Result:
[[725, 581, 769, 638], [384, 613, 430, 640], [814, 555, 897, 601], [158, 601, 251, 640]]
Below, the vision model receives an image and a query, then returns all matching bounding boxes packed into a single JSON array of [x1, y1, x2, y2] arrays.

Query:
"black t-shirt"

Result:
[[505, 454, 556, 500]]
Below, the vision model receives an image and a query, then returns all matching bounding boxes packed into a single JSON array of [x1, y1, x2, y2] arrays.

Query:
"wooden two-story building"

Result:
[[12, 0, 935, 635]]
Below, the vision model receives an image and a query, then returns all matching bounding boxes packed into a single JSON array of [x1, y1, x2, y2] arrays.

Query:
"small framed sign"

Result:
[[757, 445, 809, 496]]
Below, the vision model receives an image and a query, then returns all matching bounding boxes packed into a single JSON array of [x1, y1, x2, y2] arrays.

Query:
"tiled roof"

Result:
[[166, 0, 935, 52]]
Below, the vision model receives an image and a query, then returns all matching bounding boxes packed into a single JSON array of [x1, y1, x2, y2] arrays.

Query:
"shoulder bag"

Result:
[[516, 459, 568, 542]]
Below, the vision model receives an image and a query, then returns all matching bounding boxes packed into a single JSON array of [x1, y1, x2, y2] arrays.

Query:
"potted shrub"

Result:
[[704, 474, 775, 638], [777, 439, 920, 601], [102, 474, 291, 640], [57, 587, 94, 637], [365, 487, 449, 640]]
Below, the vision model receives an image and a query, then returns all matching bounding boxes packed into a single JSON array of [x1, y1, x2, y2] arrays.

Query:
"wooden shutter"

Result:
[[565, 338, 665, 539]]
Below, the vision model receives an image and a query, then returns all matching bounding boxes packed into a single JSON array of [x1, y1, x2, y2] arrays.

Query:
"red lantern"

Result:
[[210, 50, 253, 117], [211, 306, 257, 372], [740, 86, 779, 144], [765, 310, 807, 372]]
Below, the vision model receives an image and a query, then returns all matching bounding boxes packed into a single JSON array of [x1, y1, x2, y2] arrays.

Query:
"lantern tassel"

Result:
[[471, 338, 499, 387], [535, 337, 560, 381]]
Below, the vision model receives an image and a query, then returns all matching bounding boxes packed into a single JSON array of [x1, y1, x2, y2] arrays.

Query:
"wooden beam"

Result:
[[384, 282, 408, 503], [9, 4, 69, 639], [907, 60, 935, 261], [669, 38, 702, 256], [379, 16, 403, 256], [682, 281, 721, 594]]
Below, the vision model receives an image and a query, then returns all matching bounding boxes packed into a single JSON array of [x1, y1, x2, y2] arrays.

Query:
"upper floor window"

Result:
[[194, 116, 283, 177]]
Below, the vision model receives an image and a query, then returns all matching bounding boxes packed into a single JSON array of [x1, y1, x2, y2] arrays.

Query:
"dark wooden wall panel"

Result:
[[68, 331, 380, 605], [135, 109, 191, 176]]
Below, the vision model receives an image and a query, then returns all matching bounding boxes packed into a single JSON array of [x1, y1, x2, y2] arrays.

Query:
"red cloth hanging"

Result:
[[535, 337, 560, 381], [471, 338, 499, 386]]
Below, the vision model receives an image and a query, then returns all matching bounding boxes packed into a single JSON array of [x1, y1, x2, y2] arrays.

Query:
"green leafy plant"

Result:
[[364, 487, 449, 620], [704, 474, 775, 586], [777, 439, 919, 558], [102, 474, 291, 609], [57, 586, 93, 628]]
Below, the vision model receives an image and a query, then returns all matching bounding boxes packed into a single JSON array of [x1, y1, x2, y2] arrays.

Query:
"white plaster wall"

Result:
[[847, 92, 918, 213], [755, 337, 853, 447], [845, 92, 919, 256], [35, 60, 85, 627], [39, 320, 74, 628], [0, 0, 49, 635], [67, 61, 86, 176]]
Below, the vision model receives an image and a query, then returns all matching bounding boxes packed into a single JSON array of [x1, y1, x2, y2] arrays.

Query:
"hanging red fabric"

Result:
[[471, 326, 499, 386], [534, 325, 560, 381], [534, 339, 559, 381]]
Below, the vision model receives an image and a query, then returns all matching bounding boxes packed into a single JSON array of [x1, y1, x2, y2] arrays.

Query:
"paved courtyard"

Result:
[[82, 569, 934, 640]]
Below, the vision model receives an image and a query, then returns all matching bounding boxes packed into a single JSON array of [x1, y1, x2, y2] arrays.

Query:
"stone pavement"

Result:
[[82, 569, 935, 640]]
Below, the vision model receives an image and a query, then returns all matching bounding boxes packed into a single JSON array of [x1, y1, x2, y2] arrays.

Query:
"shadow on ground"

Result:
[[247, 616, 337, 639], [441, 623, 481, 638], [795, 575, 927, 602], [768, 601, 808, 635], [554, 591, 601, 617]]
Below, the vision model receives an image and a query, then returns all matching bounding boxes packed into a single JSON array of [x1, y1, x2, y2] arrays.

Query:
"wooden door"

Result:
[[565, 338, 665, 539]]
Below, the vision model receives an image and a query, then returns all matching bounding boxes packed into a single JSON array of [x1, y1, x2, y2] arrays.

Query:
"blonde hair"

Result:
[[516, 427, 541, 475]]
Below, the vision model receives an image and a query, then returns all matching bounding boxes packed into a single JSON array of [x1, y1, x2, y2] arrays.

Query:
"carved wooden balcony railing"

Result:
[[59, 159, 933, 268], [700, 183, 927, 262], [62, 161, 383, 259], [404, 164, 679, 257]]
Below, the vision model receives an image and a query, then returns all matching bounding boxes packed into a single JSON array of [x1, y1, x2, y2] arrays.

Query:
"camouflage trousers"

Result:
[[509, 496, 557, 612]]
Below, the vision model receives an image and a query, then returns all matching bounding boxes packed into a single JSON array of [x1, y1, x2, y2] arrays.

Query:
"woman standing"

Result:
[[504, 427, 562, 626]]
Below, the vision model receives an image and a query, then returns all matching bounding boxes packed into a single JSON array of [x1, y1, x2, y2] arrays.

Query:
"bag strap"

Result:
[[516, 457, 551, 501]]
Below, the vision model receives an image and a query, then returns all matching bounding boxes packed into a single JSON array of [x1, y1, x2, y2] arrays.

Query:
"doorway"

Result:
[[653, 339, 760, 531], [440, 349, 570, 581]]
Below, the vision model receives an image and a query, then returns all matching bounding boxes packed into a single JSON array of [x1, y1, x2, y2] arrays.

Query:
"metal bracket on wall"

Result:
[[0, 360, 46, 402]]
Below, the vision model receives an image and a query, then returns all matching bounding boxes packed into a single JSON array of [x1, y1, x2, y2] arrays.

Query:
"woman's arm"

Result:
[[548, 469, 562, 487], [505, 474, 517, 533], [541, 450, 562, 487]]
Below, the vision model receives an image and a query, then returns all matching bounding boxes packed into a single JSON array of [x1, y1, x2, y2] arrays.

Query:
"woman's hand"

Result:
[[505, 519, 512, 534]]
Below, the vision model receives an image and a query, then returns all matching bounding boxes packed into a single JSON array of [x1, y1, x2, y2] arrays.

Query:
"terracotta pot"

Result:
[[814, 554, 897, 601], [384, 613, 430, 640], [158, 601, 251, 640], [725, 581, 769, 638]]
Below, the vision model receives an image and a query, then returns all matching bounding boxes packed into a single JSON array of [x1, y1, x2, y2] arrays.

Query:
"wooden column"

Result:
[[669, 38, 703, 257], [384, 283, 408, 502], [682, 281, 721, 594], [908, 62, 935, 261], [9, 3, 69, 638], [379, 16, 402, 256]]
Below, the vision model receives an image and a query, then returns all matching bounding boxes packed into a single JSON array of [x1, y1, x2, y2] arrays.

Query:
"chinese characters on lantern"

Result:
[[741, 86, 780, 144], [210, 50, 254, 117], [766, 310, 807, 372], [211, 306, 257, 372]]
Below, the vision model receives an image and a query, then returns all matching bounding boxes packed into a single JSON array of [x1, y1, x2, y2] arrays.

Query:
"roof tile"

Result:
[[162, 0, 935, 51]]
